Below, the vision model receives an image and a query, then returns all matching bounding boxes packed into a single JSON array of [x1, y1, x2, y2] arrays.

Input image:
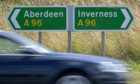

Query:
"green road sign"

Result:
[[74, 6, 134, 31], [8, 6, 67, 31]]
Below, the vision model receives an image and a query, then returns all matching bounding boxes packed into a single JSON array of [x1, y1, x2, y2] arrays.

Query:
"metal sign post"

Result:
[[66, 1, 73, 53], [38, 32, 42, 44], [101, 31, 106, 56], [67, 6, 74, 52], [68, 31, 72, 52]]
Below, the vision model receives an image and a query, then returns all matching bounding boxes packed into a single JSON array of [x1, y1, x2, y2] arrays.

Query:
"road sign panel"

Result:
[[8, 6, 67, 31], [74, 6, 134, 31], [8, 6, 134, 31]]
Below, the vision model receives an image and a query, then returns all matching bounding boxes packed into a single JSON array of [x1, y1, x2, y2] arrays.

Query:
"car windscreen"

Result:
[[6, 32, 52, 54]]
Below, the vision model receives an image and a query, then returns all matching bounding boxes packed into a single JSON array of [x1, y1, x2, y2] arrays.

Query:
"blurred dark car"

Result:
[[0, 31, 129, 84]]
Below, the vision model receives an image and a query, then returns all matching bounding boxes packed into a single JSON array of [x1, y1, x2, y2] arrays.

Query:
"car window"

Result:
[[0, 37, 22, 54]]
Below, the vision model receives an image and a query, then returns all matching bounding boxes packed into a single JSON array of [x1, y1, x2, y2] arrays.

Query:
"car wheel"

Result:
[[55, 75, 92, 84]]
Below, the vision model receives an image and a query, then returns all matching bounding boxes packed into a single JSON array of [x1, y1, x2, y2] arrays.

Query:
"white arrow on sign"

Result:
[[121, 9, 131, 29], [10, 9, 21, 29]]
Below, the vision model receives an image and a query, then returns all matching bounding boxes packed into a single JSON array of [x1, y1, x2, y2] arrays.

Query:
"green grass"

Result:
[[128, 61, 140, 84], [129, 71, 140, 84], [0, 0, 140, 84]]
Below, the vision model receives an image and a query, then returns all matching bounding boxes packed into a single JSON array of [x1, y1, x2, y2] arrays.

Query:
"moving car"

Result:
[[0, 31, 129, 84]]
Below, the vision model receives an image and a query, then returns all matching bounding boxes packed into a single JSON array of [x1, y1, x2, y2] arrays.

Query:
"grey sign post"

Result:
[[66, 0, 73, 53], [38, 32, 42, 44], [67, 6, 74, 52], [101, 32, 106, 56]]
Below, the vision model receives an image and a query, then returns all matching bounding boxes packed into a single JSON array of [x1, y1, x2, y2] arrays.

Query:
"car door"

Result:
[[0, 36, 47, 84]]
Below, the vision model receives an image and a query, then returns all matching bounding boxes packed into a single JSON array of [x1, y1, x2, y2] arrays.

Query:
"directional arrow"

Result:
[[10, 9, 21, 29], [121, 9, 131, 29]]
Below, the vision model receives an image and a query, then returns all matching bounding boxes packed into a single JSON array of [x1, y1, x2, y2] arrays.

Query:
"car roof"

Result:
[[0, 31, 15, 37], [0, 31, 12, 34]]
